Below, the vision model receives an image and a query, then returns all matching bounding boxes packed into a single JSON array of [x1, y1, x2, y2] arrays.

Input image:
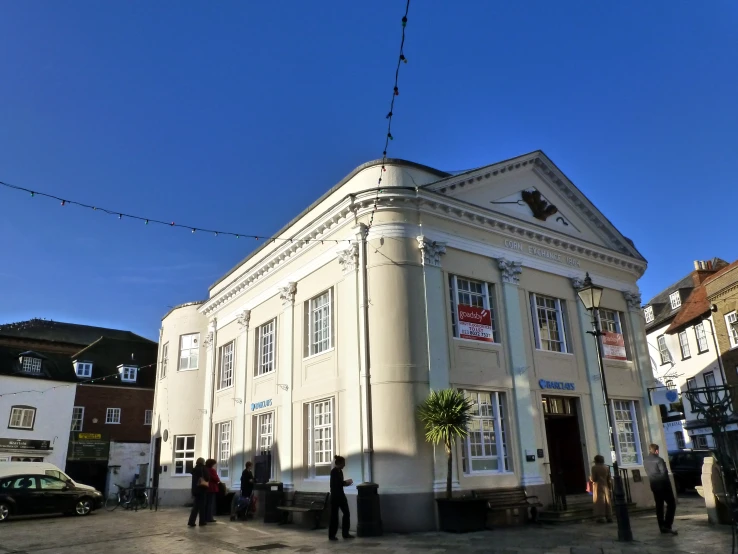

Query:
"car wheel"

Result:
[[0, 502, 10, 522], [75, 498, 93, 516]]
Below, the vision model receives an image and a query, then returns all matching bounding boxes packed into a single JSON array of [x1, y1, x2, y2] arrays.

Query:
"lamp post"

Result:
[[576, 273, 633, 542]]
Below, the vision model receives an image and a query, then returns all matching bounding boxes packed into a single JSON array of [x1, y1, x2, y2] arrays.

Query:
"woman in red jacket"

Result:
[[205, 459, 220, 523]]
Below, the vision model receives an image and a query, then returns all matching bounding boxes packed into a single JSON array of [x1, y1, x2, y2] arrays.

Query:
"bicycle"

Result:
[[105, 484, 148, 511]]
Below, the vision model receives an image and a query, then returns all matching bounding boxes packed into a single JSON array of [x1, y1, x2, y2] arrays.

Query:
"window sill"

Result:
[[681, 356, 692, 361], [253, 371, 276, 381], [216, 385, 234, 393], [105, 422, 121, 425], [463, 470, 514, 477], [452, 338, 501, 347], [697, 350, 709, 355], [303, 347, 335, 362], [178, 368, 199, 372], [7, 426, 34, 431], [535, 348, 573, 356]]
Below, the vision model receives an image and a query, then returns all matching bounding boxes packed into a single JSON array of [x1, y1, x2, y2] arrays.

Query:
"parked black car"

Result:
[[0, 474, 104, 522], [668, 450, 714, 492]]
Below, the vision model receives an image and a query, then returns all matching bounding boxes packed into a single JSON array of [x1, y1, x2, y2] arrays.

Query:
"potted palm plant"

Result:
[[417, 388, 487, 532]]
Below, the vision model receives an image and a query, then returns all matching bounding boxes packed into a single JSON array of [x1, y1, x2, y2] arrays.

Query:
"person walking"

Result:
[[231, 461, 255, 521], [188, 457, 210, 527], [589, 455, 613, 523], [644, 444, 678, 535], [329, 455, 354, 541], [205, 459, 221, 523]]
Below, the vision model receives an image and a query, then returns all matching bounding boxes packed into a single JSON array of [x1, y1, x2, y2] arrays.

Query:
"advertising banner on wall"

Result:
[[457, 305, 493, 342], [68, 432, 110, 462], [602, 331, 627, 360]]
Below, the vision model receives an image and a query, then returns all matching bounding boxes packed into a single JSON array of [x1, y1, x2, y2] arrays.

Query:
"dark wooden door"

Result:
[[545, 415, 587, 495]]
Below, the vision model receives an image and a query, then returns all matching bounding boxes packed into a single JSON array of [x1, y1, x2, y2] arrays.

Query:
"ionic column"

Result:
[[277, 283, 297, 490]]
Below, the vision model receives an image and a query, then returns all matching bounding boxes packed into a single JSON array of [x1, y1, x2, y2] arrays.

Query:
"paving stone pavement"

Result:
[[0, 494, 733, 554]]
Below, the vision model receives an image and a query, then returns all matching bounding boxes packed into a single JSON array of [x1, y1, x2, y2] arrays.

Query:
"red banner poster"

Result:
[[602, 331, 627, 360], [457, 305, 493, 342]]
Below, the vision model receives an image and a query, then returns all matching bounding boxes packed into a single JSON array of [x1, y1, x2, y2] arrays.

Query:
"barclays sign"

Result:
[[251, 399, 273, 411], [539, 379, 575, 391]]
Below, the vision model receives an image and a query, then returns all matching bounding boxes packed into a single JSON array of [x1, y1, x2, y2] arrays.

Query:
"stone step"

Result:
[[538, 503, 645, 525]]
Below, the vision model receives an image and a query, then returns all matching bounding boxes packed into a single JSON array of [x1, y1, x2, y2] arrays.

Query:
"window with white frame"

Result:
[[161, 342, 169, 379], [174, 435, 196, 475], [695, 323, 709, 353], [120, 366, 137, 383], [256, 412, 274, 479], [678, 331, 691, 359], [669, 291, 682, 310], [218, 341, 235, 390], [144, 410, 153, 426], [75, 362, 92, 378], [644, 306, 654, 324], [21, 356, 42, 374], [305, 290, 333, 357], [693, 435, 708, 449], [256, 320, 276, 376], [71, 407, 84, 431], [105, 408, 121, 424], [530, 293, 569, 353], [179, 333, 200, 370], [704, 371, 717, 388], [448, 276, 498, 342], [307, 399, 334, 477], [611, 400, 642, 465], [598, 309, 622, 334], [215, 421, 231, 479], [8, 406, 36, 430], [675, 432, 685, 449], [657, 335, 671, 364], [726, 312, 738, 349], [461, 391, 509, 473], [686, 376, 697, 413]]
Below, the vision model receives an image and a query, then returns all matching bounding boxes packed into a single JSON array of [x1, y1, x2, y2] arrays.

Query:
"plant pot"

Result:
[[435, 497, 488, 533]]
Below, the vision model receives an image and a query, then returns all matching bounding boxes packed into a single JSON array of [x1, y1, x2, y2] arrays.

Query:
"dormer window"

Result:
[[669, 292, 681, 310], [74, 362, 93, 378], [644, 306, 654, 324], [20, 356, 42, 374], [119, 365, 138, 383]]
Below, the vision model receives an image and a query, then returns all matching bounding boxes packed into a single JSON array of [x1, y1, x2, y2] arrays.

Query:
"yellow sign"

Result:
[[78, 433, 102, 440]]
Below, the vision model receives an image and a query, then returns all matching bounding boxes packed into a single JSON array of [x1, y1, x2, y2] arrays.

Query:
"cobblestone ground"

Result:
[[0, 494, 733, 554]]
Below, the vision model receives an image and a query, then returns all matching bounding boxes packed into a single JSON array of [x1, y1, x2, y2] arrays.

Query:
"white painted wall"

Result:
[[106, 441, 151, 495], [0, 376, 77, 469]]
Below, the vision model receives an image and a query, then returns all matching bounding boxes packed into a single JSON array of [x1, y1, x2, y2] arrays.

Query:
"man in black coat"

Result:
[[644, 444, 677, 535], [188, 457, 210, 527]]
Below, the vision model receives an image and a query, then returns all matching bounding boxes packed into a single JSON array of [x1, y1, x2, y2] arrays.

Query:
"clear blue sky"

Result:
[[1, 1, 737, 340]]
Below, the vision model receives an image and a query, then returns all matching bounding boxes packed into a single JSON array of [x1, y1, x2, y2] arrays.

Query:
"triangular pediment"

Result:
[[424, 152, 643, 260]]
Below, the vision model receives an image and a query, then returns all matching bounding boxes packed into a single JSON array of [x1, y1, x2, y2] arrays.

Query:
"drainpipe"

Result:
[[207, 319, 218, 457], [357, 223, 373, 483], [240, 313, 251, 478]]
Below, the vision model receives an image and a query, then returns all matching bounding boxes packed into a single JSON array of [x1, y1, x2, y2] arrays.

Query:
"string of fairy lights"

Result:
[[0, 1, 413, 241]]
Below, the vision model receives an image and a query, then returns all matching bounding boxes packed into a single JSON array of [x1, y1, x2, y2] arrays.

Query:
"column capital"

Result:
[[498, 258, 522, 285], [203, 331, 214, 350], [417, 235, 446, 267], [237, 309, 251, 331], [622, 291, 642, 311], [338, 243, 359, 274], [355, 223, 369, 241], [279, 282, 297, 307], [571, 276, 585, 290]]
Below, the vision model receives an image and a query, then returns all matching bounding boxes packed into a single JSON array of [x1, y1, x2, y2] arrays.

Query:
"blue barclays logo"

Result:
[[538, 379, 575, 391], [251, 399, 273, 411]]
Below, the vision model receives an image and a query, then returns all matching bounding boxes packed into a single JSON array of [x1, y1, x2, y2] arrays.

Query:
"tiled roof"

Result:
[[0, 319, 153, 346], [664, 286, 708, 334], [644, 274, 696, 331], [72, 336, 158, 389], [0, 345, 77, 382], [703, 259, 738, 287]]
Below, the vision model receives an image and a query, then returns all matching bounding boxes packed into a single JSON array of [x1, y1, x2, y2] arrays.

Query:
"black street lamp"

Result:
[[576, 273, 633, 542]]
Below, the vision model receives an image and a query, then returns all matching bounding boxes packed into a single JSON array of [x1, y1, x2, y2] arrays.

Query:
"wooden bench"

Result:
[[276, 491, 329, 528], [472, 487, 543, 526]]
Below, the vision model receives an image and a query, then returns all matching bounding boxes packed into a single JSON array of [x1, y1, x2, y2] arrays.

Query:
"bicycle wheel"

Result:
[[105, 492, 120, 511], [136, 492, 149, 510]]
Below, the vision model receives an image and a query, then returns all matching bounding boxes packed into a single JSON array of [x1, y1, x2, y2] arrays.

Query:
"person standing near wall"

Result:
[[329, 455, 354, 541], [644, 444, 678, 535], [589, 455, 613, 523], [187, 458, 209, 527], [205, 459, 220, 523]]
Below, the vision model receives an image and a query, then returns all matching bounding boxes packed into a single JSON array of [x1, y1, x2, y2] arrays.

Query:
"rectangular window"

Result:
[[256, 412, 274, 480], [71, 407, 84, 431], [678, 331, 691, 359], [215, 421, 231, 479], [174, 435, 196, 475], [256, 320, 276, 376], [448, 276, 498, 342], [218, 341, 235, 390], [657, 335, 670, 364], [307, 399, 334, 477], [598, 309, 621, 334], [105, 408, 121, 424], [611, 400, 642, 465], [675, 432, 685, 449], [530, 294, 569, 353], [704, 371, 717, 388], [669, 292, 682, 310], [644, 306, 654, 324], [21, 357, 42, 373], [693, 435, 708, 449], [8, 407, 36, 430], [161, 342, 169, 379], [461, 391, 509, 473], [144, 410, 153, 426], [179, 333, 200, 370], [726, 312, 738, 349], [695, 323, 709, 353], [120, 366, 137, 383], [305, 290, 333, 357], [75, 362, 92, 378]]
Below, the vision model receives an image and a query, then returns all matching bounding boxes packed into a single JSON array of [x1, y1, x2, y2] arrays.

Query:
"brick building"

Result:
[[705, 261, 738, 397]]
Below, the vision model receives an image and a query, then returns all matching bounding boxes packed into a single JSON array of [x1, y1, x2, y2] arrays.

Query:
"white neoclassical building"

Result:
[[149, 151, 665, 531]]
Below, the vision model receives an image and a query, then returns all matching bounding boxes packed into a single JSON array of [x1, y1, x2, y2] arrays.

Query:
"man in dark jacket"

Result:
[[644, 444, 677, 535], [188, 457, 210, 527]]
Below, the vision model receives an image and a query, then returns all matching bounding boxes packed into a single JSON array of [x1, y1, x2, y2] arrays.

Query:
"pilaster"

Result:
[[235, 310, 251, 486], [497, 258, 544, 486], [201, 318, 217, 458], [277, 283, 296, 489]]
